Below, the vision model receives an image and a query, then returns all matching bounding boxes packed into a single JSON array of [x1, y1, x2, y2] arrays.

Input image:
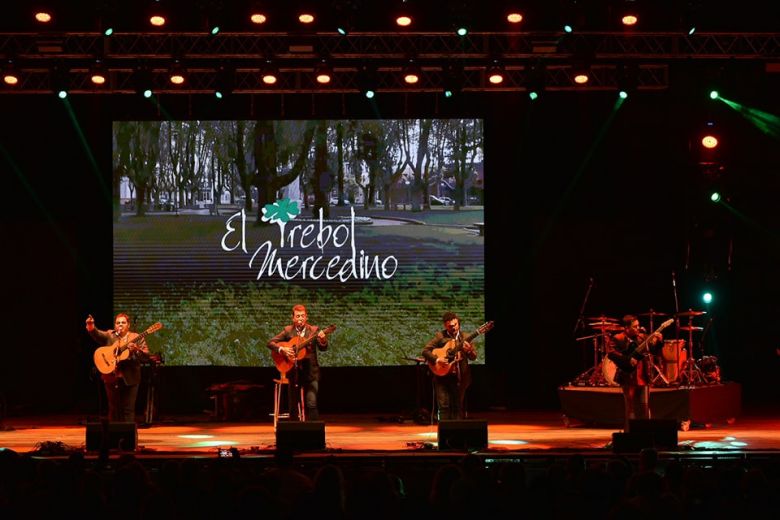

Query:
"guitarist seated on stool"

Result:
[[267, 304, 328, 421], [609, 314, 663, 431], [422, 312, 477, 421], [86, 313, 150, 423]]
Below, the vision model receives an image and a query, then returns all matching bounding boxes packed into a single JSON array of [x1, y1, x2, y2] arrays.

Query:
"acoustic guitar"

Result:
[[427, 321, 494, 377], [93, 322, 163, 374], [607, 318, 674, 372], [271, 325, 336, 374]]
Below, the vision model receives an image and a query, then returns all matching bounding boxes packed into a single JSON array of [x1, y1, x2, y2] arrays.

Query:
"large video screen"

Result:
[[112, 119, 485, 366]]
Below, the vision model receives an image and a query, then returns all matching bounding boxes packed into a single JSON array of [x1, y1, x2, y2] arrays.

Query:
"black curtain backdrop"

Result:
[[3, 70, 780, 417]]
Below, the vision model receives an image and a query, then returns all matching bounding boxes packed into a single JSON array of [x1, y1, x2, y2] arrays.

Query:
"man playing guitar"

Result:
[[422, 312, 477, 421], [267, 304, 329, 421]]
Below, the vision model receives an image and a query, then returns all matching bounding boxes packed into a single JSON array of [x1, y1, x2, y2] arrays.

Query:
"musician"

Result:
[[85, 313, 149, 423], [422, 312, 477, 421], [609, 315, 663, 431], [268, 304, 328, 421]]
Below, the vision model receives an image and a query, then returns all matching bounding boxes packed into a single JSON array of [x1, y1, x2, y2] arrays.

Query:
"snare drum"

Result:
[[660, 339, 687, 383]]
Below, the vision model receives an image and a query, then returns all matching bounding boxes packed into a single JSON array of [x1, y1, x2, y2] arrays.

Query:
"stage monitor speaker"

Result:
[[612, 419, 678, 452], [85, 422, 138, 451], [437, 419, 488, 450], [275, 421, 325, 451]]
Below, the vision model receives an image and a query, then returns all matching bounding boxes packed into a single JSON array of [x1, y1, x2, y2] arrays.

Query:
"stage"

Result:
[[558, 382, 743, 427], [2, 408, 778, 461]]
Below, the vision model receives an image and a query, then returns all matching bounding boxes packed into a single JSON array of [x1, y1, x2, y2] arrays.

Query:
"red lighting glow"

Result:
[[506, 12, 523, 24], [574, 73, 589, 84], [250, 13, 267, 24], [298, 13, 315, 24], [396, 16, 412, 27], [150, 15, 166, 27], [4, 74, 19, 86]]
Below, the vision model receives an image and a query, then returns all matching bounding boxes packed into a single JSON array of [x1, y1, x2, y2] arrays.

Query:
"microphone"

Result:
[[639, 326, 647, 333], [114, 330, 121, 337], [671, 271, 676, 287]]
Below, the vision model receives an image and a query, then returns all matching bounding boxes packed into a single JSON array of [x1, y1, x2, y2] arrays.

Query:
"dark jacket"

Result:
[[610, 332, 662, 386], [268, 324, 328, 383]]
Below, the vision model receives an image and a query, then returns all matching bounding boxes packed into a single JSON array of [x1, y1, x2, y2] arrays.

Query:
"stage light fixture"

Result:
[[710, 192, 721, 202], [297, 2, 316, 25], [572, 63, 590, 84], [215, 64, 235, 98], [486, 60, 505, 85], [529, 91, 538, 100], [148, 1, 168, 28], [702, 292, 713, 303], [169, 61, 186, 85], [441, 63, 463, 99], [90, 60, 107, 86], [3, 60, 19, 86], [315, 60, 333, 85], [701, 135, 719, 149], [617, 62, 638, 97], [525, 61, 546, 97], [51, 65, 69, 98], [34, 8, 53, 24], [261, 61, 278, 85], [133, 66, 154, 97], [403, 60, 421, 85], [248, 1, 268, 25], [505, 5, 524, 25], [394, 1, 414, 27], [710, 90, 719, 99], [358, 65, 378, 99]]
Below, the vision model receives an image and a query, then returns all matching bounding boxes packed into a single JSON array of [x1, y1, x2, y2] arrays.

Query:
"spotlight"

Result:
[[709, 90, 719, 99], [455, 25, 468, 37], [403, 60, 421, 85], [248, 1, 268, 25], [529, 91, 538, 100], [315, 60, 332, 85], [3, 60, 19, 86], [563, 24, 573, 33], [51, 65, 69, 98], [261, 61, 278, 85], [358, 65, 377, 99], [133, 66, 154, 97], [169, 61, 186, 85], [702, 292, 713, 304], [442, 63, 463, 99], [394, 1, 414, 27], [572, 63, 590, 84], [710, 192, 721, 202], [505, 5, 523, 25], [297, 2, 316, 25], [621, 14, 638, 26], [34, 8, 54, 24], [486, 61, 504, 85], [215, 64, 235, 98], [90, 60, 107, 86], [148, 1, 167, 27], [701, 135, 719, 149], [619, 90, 628, 99], [617, 63, 638, 97]]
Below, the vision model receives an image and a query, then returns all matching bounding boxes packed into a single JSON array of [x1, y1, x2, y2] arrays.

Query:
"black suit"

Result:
[[88, 328, 148, 423], [422, 330, 477, 420], [268, 323, 328, 420]]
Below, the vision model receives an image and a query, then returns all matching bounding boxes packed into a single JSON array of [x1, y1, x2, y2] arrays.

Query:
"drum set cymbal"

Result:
[[587, 315, 618, 323], [588, 321, 623, 331], [676, 310, 707, 317], [678, 325, 704, 332]]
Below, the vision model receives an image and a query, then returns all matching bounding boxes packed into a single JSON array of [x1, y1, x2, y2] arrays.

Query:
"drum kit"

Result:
[[572, 309, 719, 387]]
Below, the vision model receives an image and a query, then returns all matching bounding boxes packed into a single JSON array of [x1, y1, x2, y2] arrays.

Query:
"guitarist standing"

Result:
[[86, 313, 149, 423], [267, 304, 329, 421], [609, 315, 663, 431], [422, 312, 477, 421]]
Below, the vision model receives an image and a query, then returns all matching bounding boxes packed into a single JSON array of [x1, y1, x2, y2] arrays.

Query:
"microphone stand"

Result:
[[572, 277, 594, 337], [671, 271, 680, 340]]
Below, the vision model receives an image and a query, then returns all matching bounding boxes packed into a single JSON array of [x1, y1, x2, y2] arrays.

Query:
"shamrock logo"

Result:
[[261, 197, 300, 247]]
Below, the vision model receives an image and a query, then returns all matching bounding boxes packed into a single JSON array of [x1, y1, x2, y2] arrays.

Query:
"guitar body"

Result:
[[94, 344, 132, 374], [92, 322, 163, 374], [426, 321, 494, 377], [428, 340, 461, 377], [271, 325, 337, 375], [271, 337, 309, 375]]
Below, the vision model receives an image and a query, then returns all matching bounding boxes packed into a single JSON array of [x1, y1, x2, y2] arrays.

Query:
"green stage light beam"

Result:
[[535, 97, 625, 250], [717, 96, 780, 139], [61, 98, 112, 206]]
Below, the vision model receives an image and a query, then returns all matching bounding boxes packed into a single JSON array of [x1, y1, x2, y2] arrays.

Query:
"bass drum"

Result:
[[660, 339, 687, 383], [601, 357, 618, 386]]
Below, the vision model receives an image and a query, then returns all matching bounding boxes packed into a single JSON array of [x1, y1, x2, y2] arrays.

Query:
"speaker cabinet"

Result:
[[437, 419, 488, 450], [86, 422, 138, 451], [612, 419, 678, 452], [275, 421, 325, 451]]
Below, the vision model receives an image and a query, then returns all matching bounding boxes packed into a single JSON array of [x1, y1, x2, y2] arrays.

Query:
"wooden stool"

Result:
[[273, 374, 305, 430]]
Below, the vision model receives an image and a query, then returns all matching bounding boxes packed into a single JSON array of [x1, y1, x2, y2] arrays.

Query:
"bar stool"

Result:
[[273, 374, 305, 430]]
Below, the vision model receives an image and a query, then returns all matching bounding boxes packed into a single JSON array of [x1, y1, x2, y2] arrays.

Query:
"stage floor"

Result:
[[2, 410, 780, 457]]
